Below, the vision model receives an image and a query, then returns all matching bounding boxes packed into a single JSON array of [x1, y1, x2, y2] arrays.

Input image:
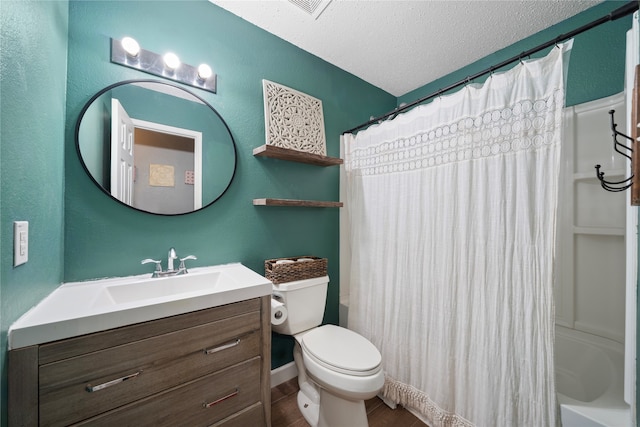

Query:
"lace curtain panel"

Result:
[[344, 41, 572, 427]]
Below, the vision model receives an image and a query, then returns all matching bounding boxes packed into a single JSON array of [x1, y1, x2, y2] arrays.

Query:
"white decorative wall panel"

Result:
[[262, 80, 326, 155]]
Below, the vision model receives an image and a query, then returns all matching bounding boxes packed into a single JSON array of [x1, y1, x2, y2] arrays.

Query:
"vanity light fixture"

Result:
[[163, 52, 181, 71], [110, 37, 216, 93], [121, 37, 140, 58], [197, 64, 213, 81]]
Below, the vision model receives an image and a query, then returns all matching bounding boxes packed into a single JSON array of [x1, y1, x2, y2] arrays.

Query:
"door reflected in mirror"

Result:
[[76, 80, 236, 215]]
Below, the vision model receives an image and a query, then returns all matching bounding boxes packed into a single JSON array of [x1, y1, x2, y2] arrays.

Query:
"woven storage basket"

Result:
[[265, 256, 327, 284]]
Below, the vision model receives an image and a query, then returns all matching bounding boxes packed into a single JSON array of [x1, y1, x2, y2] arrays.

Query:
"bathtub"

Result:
[[555, 325, 631, 427]]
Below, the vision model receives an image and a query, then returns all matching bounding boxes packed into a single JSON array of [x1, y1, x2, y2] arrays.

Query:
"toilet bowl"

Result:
[[272, 276, 384, 427]]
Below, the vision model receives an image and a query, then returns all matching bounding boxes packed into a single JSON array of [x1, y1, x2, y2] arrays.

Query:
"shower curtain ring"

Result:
[[389, 106, 401, 121], [554, 37, 563, 49]]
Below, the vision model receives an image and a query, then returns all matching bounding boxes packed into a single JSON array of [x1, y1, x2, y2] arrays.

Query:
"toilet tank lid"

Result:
[[271, 275, 329, 291], [301, 324, 382, 374]]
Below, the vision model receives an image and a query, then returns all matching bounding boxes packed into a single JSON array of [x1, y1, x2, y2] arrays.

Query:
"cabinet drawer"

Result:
[[40, 311, 261, 426], [76, 357, 262, 427], [39, 299, 261, 364]]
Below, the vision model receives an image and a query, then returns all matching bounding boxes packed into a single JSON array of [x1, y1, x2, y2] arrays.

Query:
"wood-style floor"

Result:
[[271, 378, 428, 427]]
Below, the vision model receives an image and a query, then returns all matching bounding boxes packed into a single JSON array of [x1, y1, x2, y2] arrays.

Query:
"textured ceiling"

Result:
[[210, 0, 601, 96]]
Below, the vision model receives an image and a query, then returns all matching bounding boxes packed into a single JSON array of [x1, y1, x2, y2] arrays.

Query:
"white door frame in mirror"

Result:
[[130, 118, 203, 210]]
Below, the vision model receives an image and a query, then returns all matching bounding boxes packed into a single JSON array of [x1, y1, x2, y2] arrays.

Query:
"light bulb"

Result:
[[163, 52, 180, 70], [197, 64, 212, 80], [121, 37, 140, 57]]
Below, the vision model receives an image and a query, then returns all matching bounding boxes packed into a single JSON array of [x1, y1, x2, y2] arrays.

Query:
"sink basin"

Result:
[[104, 271, 224, 305], [9, 263, 272, 349]]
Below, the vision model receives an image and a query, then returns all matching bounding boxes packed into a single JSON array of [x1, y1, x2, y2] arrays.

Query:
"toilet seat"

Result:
[[300, 325, 382, 377]]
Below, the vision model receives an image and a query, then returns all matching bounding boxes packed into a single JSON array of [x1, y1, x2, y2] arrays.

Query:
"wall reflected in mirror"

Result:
[[76, 80, 236, 215]]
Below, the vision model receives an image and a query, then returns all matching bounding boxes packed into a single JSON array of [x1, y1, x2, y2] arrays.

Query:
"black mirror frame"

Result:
[[75, 79, 237, 216]]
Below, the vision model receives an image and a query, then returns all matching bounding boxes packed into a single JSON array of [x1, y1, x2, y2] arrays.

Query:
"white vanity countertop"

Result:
[[8, 263, 272, 349]]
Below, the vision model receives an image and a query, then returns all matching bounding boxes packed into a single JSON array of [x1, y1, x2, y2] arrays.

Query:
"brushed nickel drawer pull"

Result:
[[86, 370, 142, 393], [203, 389, 239, 408], [204, 338, 240, 355]]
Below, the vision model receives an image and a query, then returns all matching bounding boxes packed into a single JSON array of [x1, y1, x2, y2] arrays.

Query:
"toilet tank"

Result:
[[272, 276, 329, 335]]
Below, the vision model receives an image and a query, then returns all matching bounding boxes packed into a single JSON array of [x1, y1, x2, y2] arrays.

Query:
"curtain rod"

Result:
[[343, 1, 639, 135]]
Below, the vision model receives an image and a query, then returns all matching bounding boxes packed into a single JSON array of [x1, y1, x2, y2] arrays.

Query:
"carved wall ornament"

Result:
[[262, 80, 326, 155]]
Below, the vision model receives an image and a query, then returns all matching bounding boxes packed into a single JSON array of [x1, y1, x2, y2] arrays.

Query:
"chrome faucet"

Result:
[[141, 248, 197, 278], [167, 247, 177, 272]]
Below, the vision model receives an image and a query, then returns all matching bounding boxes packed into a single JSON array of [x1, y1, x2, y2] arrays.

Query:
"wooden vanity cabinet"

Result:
[[8, 296, 272, 427]]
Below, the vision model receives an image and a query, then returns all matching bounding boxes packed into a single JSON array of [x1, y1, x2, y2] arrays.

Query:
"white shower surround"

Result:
[[552, 14, 638, 425], [344, 43, 572, 426], [556, 325, 628, 427], [556, 91, 632, 427]]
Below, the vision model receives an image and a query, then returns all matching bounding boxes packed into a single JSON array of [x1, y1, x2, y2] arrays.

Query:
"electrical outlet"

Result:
[[14, 221, 28, 267]]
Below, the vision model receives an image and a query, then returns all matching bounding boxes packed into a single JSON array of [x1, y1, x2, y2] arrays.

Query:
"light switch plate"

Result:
[[14, 221, 28, 267]]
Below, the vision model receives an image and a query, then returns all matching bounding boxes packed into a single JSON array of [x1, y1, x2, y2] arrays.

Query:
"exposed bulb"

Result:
[[197, 64, 213, 80], [121, 37, 140, 57], [163, 52, 180, 70]]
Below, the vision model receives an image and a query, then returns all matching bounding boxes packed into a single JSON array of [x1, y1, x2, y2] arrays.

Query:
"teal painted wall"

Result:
[[63, 0, 396, 373], [0, 0, 68, 423]]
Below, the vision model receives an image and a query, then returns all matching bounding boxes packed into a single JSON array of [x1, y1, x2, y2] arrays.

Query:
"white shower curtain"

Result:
[[344, 42, 572, 427]]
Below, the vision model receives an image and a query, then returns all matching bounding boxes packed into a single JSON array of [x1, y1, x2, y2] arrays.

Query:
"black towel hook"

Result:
[[595, 109, 634, 192]]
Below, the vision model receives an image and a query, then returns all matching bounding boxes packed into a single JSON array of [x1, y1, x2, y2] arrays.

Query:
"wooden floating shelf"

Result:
[[253, 198, 343, 208], [253, 145, 343, 167]]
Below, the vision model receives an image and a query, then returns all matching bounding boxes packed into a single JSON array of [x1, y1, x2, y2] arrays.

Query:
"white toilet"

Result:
[[272, 276, 384, 427]]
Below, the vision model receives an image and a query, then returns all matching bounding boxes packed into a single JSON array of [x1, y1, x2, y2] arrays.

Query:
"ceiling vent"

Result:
[[287, 0, 332, 20]]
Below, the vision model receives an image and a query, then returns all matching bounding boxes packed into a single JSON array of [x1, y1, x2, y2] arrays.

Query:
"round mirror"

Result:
[[76, 80, 236, 215]]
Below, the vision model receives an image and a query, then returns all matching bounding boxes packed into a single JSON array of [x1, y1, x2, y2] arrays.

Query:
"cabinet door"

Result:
[[40, 312, 261, 426], [76, 358, 263, 427]]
